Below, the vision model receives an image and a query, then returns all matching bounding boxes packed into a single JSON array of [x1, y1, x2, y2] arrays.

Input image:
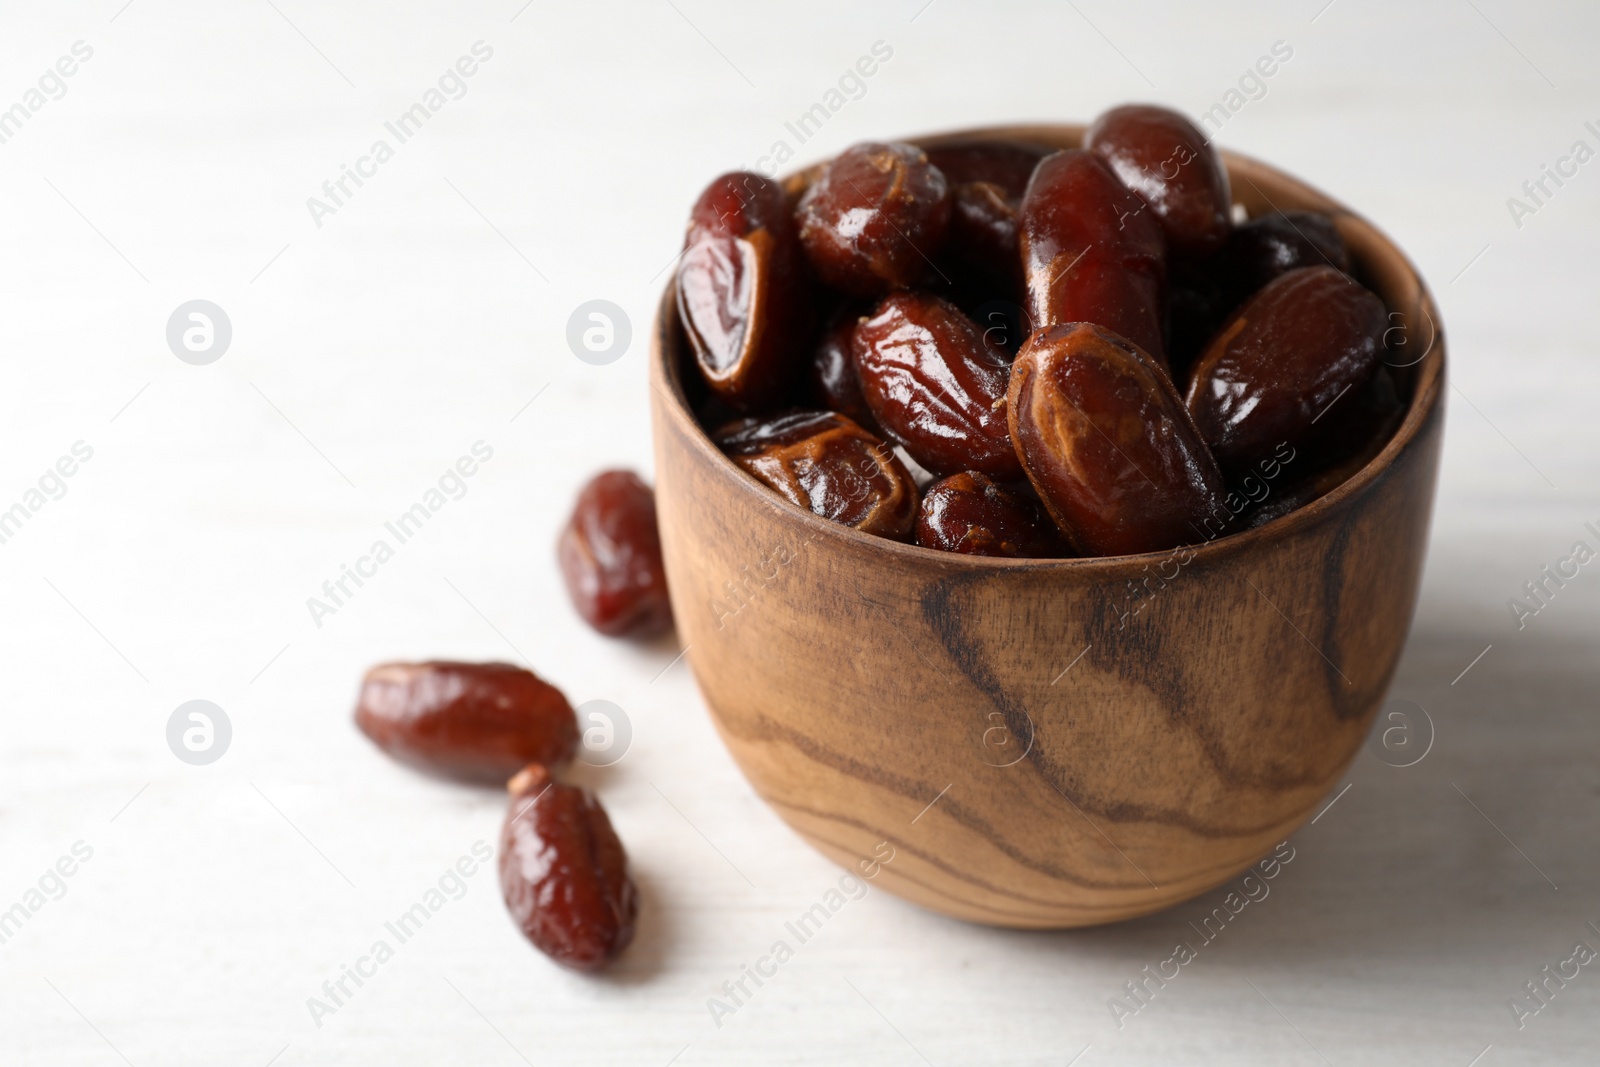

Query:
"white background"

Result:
[[1, 1, 1597, 1064]]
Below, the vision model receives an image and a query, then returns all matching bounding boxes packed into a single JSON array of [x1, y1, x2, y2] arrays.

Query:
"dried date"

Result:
[[558, 470, 673, 638], [916, 472, 1061, 557], [796, 142, 951, 295], [499, 764, 638, 971], [715, 411, 919, 540], [851, 292, 1021, 480], [355, 662, 579, 781], [678, 171, 810, 410], [1085, 104, 1232, 257], [1019, 150, 1168, 367], [1008, 322, 1226, 555], [1185, 266, 1387, 478]]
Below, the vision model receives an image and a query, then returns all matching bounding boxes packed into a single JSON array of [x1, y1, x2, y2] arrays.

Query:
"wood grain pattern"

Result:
[[649, 125, 1445, 928]]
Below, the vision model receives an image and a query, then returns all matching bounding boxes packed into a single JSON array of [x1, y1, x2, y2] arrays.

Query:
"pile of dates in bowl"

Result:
[[673, 104, 1411, 559]]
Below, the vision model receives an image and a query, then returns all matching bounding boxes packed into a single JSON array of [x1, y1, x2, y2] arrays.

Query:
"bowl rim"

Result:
[[651, 122, 1446, 573]]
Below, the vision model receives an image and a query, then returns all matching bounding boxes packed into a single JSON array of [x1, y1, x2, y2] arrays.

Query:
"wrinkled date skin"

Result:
[[851, 292, 1021, 480], [796, 142, 951, 295], [806, 316, 880, 432], [558, 471, 673, 638], [678, 171, 810, 410], [1186, 266, 1387, 478], [1019, 150, 1168, 367], [916, 472, 1061, 557], [1085, 104, 1232, 258], [499, 764, 638, 971], [923, 140, 1048, 284], [715, 411, 919, 541], [1008, 323, 1227, 556], [355, 662, 579, 781]]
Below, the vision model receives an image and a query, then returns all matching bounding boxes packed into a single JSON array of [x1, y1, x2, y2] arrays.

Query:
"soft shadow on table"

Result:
[[973, 621, 1600, 977]]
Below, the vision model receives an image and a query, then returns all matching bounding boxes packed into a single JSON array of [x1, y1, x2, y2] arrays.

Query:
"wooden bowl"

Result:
[[649, 124, 1444, 927]]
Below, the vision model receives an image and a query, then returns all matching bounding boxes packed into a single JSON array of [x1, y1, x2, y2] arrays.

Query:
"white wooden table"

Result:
[[1, 1, 1597, 1063]]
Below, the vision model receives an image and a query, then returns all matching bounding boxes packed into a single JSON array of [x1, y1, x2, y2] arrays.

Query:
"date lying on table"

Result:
[[354, 661, 641, 972], [355, 661, 579, 781], [559, 470, 673, 638], [500, 764, 639, 971], [667, 102, 1411, 558]]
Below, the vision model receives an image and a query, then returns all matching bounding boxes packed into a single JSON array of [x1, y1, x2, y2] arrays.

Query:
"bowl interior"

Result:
[[655, 123, 1444, 572]]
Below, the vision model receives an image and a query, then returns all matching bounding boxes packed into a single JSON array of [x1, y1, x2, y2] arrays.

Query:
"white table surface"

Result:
[[2, 1, 1598, 1064]]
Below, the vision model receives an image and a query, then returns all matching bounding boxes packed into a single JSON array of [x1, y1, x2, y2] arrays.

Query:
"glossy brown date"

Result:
[[499, 764, 638, 971], [851, 292, 1021, 480], [1019, 150, 1168, 367], [1085, 104, 1232, 257], [715, 411, 919, 541], [1008, 323, 1227, 556], [558, 471, 673, 638], [806, 315, 879, 432], [678, 171, 810, 410], [796, 142, 951, 295], [1185, 266, 1387, 478], [916, 472, 1061, 557], [355, 662, 579, 782]]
